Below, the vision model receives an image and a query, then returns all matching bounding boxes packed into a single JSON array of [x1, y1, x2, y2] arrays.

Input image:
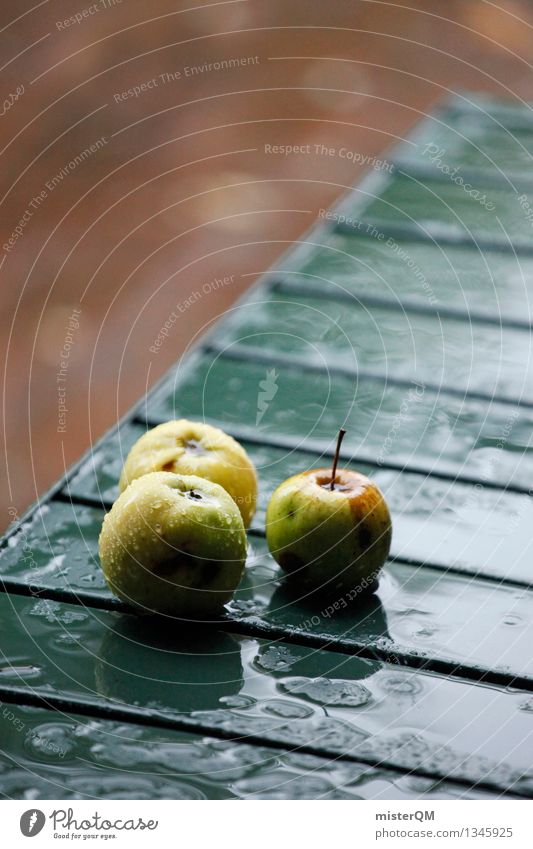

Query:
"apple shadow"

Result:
[[254, 634, 382, 682], [266, 577, 392, 658], [95, 614, 244, 713]]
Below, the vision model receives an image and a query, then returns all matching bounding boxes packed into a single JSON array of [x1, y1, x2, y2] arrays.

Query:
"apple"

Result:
[[119, 420, 257, 527], [99, 471, 247, 618], [265, 443, 392, 596]]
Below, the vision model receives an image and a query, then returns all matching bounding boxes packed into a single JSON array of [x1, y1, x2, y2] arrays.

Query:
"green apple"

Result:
[[99, 471, 247, 618], [265, 468, 392, 595], [119, 419, 257, 527]]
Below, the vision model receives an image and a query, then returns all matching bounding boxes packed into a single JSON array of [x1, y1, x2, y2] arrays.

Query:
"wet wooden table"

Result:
[[1, 93, 533, 800]]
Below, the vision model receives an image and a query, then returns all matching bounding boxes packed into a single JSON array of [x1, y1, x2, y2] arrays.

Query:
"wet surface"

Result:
[[64, 423, 533, 585], [0, 502, 105, 594], [282, 235, 533, 325], [148, 351, 533, 490], [356, 173, 532, 247], [65, 426, 141, 506], [215, 290, 533, 404], [0, 703, 497, 801], [3, 501, 533, 681], [397, 114, 533, 180], [243, 538, 533, 684], [0, 593, 531, 792]]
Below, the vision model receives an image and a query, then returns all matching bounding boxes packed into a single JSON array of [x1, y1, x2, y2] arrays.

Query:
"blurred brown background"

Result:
[[2, 0, 533, 527]]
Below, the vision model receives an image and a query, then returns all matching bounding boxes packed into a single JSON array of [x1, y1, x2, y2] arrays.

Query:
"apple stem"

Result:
[[330, 428, 346, 490]]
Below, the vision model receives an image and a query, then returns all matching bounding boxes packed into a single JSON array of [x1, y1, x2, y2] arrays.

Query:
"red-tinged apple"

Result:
[[265, 430, 392, 595]]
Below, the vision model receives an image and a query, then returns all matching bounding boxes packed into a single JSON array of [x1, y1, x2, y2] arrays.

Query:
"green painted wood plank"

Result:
[[214, 290, 533, 405], [63, 422, 533, 585], [147, 352, 532, 491], [352, 173, 533, 248], [3, 702, 462, 800], [0, 592, 531, 794], [280, 233, 533, 326], [444, 94, 533, 132], [64, 425, 141, 506], [2, 500, 533, 685], [394, 114, 533, 183]]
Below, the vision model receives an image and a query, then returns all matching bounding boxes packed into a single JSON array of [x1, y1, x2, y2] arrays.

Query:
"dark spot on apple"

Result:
[[161, 460, 175, 472], [287, 509, 295, 519], [279, 551, 304, 573], [186, 489, 203, 500], [194, 559, 221, 587], [152, 558, 181, 578], [358, 523, 373, 550], [153, 552, 220, 586]]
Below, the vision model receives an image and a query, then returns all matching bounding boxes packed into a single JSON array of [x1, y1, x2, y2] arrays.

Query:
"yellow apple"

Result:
[[119, 420, 257, 527]]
